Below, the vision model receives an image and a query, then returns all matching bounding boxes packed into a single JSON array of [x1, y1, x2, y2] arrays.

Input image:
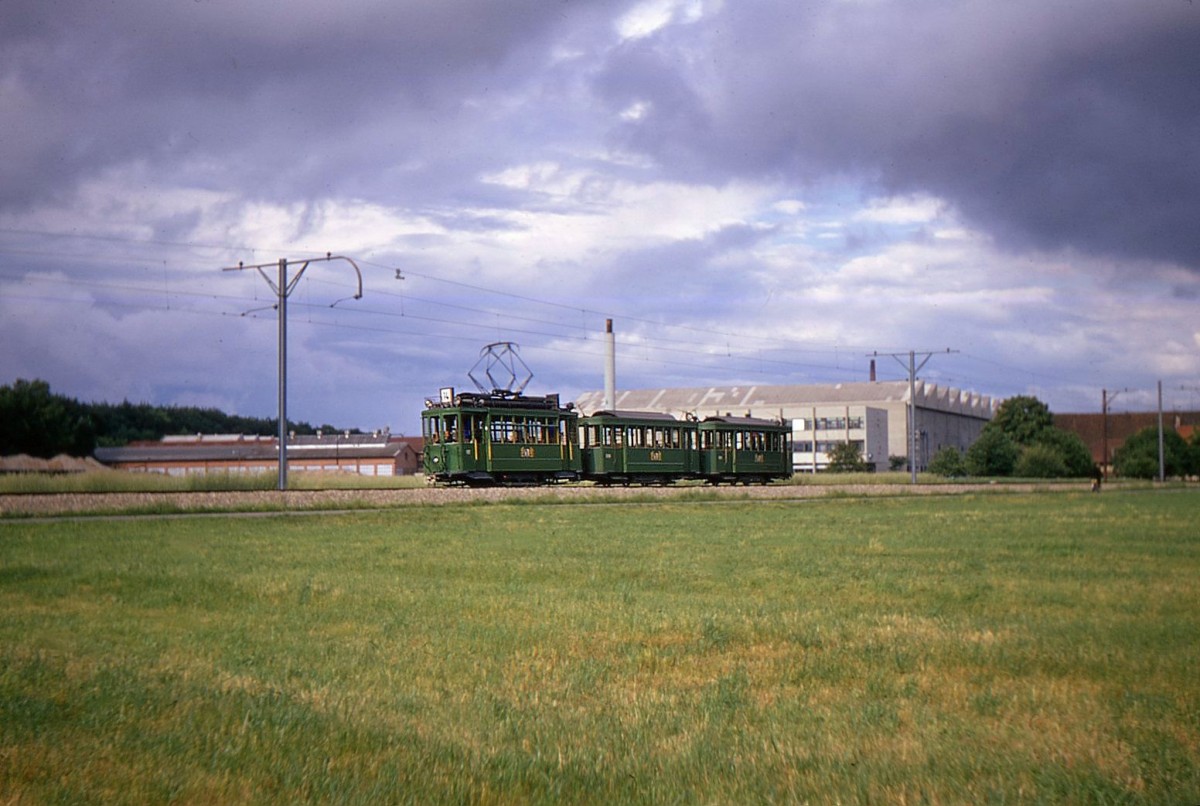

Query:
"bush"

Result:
[[966, 426, 1018, 477], [1014, 444, 1069, 478], [826, 441, 870, 473], [1031, 428, 1094, 477], [1113, 426, 1193, 479], [928, 446, 967, 477]]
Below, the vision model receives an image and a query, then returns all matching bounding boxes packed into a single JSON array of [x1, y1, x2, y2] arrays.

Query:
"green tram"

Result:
[[695, 414, 793, 484], [423, 390, 793, 486], [579, 410, 700, 484], [422, 390, 581, 485]]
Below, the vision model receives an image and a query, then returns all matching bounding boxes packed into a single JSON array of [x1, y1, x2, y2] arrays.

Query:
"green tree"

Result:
[[965, 426, 1019, 476], [1112, 426, 1192, 479], [991, 395, 1054, 446], [0, 379, 95, 457], [979, 396, 1094, 478], [826, 441, 870, 472], [928, 446, 967, 477]]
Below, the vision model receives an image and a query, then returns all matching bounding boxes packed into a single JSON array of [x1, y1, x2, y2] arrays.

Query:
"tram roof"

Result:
[[426, 391, 572, 412], [584, 410, 682, 422], [700, 415, 788, 428]]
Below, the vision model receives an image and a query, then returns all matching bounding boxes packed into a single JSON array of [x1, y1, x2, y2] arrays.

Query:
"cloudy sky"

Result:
[[2, 0, 1198, 435]]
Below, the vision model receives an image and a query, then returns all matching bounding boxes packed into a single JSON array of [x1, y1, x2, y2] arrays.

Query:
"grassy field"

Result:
[[0, 469, 430, 495], [1, 490, 1197, 803]]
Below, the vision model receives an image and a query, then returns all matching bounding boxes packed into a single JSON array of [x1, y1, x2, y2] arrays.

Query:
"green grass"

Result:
[[1, 491, 1198, 803], [0, 470, 427, 495]]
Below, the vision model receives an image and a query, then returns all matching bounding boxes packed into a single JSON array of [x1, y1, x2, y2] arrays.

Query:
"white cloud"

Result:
[[620, 101, 652, 121], [853, 194, 945, 225], [616, 0, 717, 40], [616, 0, 681, 40]]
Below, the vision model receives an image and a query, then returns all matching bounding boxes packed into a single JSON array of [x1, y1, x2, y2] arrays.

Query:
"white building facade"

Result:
[[573, 381, 997, 473]]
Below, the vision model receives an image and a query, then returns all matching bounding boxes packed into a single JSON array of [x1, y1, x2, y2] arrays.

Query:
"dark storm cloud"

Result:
[[0, 0, 627, 211], [596, 0, 1200, 269]]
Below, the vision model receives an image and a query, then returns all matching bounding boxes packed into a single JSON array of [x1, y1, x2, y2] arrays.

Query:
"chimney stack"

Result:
[[869, 358, 877, 382], [603, 319, 616, 411]]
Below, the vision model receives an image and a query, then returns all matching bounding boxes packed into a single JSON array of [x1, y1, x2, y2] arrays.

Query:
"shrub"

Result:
[[928, 446, 967, 478], [1031, 428, 1094, 477], [966, 426, 1018, 477], [1113, 426, 1193, 479], [826, 441, 870, 473], [1014, 444, 1069, 478]]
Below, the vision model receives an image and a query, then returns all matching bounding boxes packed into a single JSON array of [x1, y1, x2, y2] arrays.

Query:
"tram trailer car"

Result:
[[424, 390, 794, 486], [695, 414, 793, 484], [422, 389, 581, 485], [578, 410, 792, 485], [579, 410, 700, 484]]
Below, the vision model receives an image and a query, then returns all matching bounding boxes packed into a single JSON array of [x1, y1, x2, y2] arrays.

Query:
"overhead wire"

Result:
[[0, 227, 888, 359], [0, 228, 951, 383]]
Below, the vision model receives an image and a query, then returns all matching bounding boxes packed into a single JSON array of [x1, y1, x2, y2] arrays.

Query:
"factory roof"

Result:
[[573, 380, 997, 419]]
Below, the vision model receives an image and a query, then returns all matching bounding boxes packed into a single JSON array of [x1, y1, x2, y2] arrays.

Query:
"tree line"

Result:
[[928, 395, 1200, 480], [822, 394, 1198, 480], [0, 379, 353, 458]]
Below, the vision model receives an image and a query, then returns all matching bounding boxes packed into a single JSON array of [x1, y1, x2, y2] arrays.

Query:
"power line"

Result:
[[2, 227, 898, 362], [0, 231, 1012, 392]]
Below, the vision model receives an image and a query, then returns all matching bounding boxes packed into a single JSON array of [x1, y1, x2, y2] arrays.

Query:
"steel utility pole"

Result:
[[1101, 387, 1132, 480], [874, 349, 956, 484], [1157, 380, 1165, 483], [222, 254, 363, 490]]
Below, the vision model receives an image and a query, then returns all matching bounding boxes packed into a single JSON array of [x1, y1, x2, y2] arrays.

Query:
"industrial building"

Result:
[[94, 431, 421, 477], [573, 381, 997, 472]]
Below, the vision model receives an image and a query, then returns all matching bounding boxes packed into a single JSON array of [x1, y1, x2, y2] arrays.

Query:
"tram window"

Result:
[[491, 419, 516, 443]]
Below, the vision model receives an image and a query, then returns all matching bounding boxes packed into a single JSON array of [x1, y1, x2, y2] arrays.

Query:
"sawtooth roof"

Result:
[[573, 381, 997, 419]]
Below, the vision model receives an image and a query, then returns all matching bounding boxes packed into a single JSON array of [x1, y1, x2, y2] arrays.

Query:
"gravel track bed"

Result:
[[0, 482, 1055, 518]]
